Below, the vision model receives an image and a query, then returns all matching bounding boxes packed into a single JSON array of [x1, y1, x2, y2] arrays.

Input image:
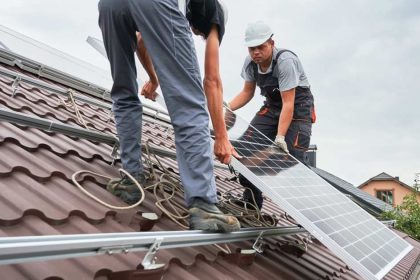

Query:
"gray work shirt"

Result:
[[240, 47, 310, 92]]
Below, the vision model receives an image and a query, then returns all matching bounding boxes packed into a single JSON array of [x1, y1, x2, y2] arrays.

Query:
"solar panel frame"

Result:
[[225, 109, 412, 280]]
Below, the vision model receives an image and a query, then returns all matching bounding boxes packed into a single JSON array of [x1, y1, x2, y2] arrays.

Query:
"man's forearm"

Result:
[[204, 78, 228, 139], [277, 88, 296, 136], [136, 34, 158, 83], [277, 104, 293, 136], [229, 90, 253, 111], [203, 25, 228, 139]]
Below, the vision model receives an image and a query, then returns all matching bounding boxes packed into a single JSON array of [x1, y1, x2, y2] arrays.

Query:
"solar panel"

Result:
[[222, 108, 412, 280], [0, 25, 112, 89], [0, 41, 10, 51], [86, 34, 412, 280]]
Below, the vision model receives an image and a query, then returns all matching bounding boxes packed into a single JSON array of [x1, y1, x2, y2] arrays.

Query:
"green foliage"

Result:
[[381, 194, 420, 240]]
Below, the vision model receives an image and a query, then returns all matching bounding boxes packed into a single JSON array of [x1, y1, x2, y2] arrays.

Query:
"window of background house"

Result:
[[376, 190, 393, 205]]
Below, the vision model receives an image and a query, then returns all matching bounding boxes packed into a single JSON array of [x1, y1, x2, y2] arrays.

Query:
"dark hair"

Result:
[[189, 0, 208, 38], [187, 0, 225, 42]]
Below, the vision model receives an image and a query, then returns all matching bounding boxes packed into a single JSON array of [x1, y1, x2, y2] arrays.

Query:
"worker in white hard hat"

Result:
[[226, 20, 316, 209], [98, 0, 240, 232]]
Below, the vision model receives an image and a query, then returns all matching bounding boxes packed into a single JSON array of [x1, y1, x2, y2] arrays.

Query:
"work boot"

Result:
[[189, 198, 241, 233], [107, 173, 147, 204]]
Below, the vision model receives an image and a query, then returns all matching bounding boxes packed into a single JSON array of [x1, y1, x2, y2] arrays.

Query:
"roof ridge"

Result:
[[372, 172, 395, 180]]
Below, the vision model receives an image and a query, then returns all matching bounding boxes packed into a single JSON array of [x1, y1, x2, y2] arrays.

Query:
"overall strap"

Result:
[[272, 49, 297, 67], [251, 49, 298, 78]]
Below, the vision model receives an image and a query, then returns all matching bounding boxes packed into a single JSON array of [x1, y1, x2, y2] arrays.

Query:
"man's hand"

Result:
[[214, 136, 241, 164], [141, 80, 158, 101], [275, 135, 289, 153]]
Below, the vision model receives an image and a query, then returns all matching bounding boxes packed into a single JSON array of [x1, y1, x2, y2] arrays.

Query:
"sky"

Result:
[[0, 0, 419, 187]]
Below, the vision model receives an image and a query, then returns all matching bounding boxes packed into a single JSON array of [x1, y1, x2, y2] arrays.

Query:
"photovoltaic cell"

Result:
[[221, 108, 412, 280]]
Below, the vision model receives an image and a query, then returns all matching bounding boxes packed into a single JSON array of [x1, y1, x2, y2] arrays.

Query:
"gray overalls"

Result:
[[98, 0, 217, 206], [239, 50, 315, 208]]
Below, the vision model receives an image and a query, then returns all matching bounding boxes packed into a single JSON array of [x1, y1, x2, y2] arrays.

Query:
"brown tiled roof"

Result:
[[0, 62, 419, 280]]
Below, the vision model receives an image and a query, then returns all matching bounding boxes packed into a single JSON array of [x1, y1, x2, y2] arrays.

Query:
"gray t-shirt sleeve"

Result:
[[240, 56, 256, 82], [276, 57, 300, 92]]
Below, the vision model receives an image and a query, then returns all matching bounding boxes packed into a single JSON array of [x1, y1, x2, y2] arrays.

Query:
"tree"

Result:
[[382, 193, 420, 240]]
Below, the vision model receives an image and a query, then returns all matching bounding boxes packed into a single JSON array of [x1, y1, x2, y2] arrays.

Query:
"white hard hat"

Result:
[[244, 21, 273, 47], [218, 0, 228, 26]]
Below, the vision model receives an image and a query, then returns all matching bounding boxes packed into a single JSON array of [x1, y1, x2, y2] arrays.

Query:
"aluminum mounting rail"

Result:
[[0, 48, 109, 100], [0, 107, 168, 155], [0, 64, 171, 123], [0, 65, 111, 110], [0, 107, 117, 145], [0, 226, 306, 266], [0, 108, 230, 170]]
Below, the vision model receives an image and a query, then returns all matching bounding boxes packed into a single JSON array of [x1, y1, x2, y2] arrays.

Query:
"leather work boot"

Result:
[[107, 174, 147, 204], [189, 198, 241, 233]]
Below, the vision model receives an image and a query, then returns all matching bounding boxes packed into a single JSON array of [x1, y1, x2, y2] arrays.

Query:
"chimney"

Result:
[[305, 144, 317, 168], [395, 176, 399, 181]]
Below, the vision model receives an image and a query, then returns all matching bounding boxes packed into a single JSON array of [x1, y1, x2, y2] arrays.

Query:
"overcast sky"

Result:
[[1, 0, 419, 187]]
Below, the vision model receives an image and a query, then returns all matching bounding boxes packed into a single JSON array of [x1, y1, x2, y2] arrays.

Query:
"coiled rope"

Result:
[[72, 168, 145, 210]]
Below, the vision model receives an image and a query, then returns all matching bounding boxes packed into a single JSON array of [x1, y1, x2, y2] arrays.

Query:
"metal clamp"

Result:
[[141, 238, 165, 270], [111, 143, 119, 166], [252, 231, 265, 254], [11, 76, 21, 97], [102, 90, 110, 100], [37, 65, 45, 77], [98, 245, 133, 255], [107, 108, 114, 123], [228, 164, 238, 177], [164, 127, 171, 138], [13, 59, 23, 68]]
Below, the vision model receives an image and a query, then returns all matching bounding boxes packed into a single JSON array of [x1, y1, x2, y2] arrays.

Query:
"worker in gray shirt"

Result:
[[226, 21, 316, 209]]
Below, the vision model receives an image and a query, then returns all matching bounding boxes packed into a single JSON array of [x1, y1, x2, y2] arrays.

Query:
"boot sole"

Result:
[[189, 208, 241, 233]]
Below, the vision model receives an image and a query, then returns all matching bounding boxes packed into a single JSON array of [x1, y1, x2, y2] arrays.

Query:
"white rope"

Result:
[[72, 169, 145, 210], [60, 89, 89, 129]]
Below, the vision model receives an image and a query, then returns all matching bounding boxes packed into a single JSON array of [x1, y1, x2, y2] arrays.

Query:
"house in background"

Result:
[[358, 172, 420, 207]]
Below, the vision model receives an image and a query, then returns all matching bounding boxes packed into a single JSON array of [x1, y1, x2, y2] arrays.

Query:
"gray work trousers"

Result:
[[249, 107, 312, 163], [98, 0, 217, 206]]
